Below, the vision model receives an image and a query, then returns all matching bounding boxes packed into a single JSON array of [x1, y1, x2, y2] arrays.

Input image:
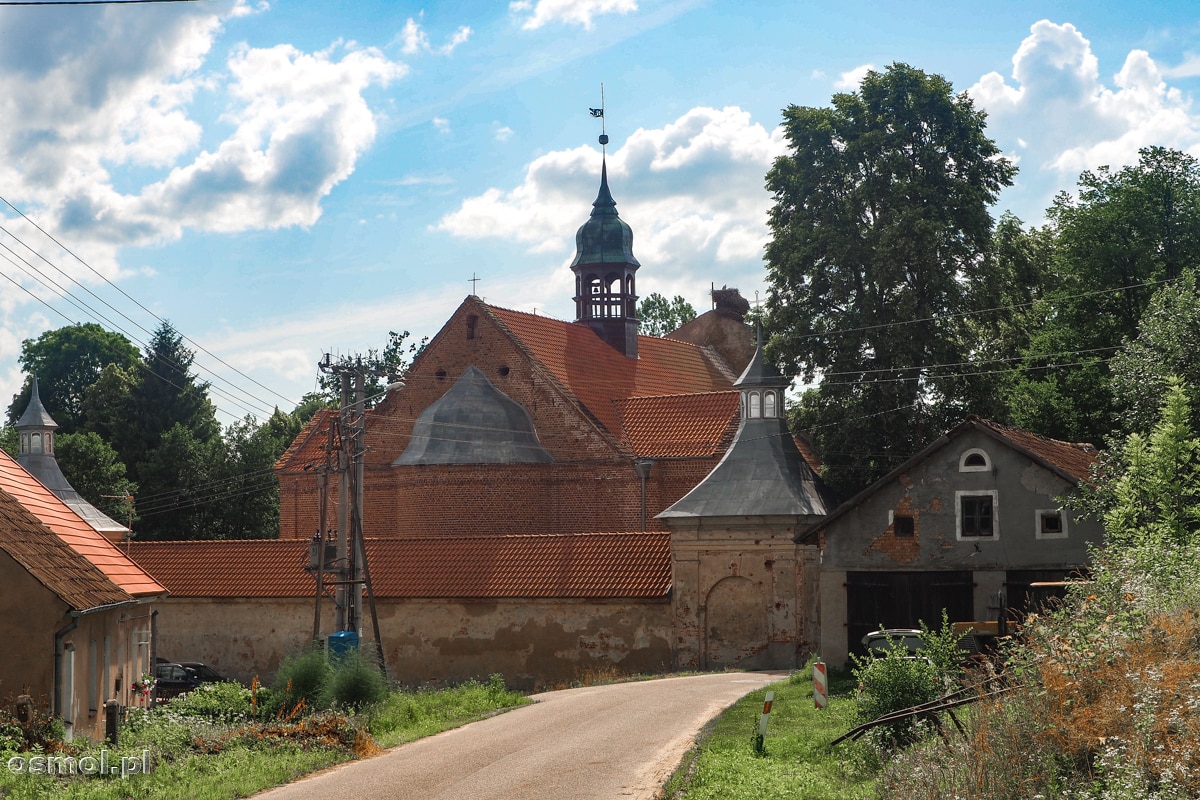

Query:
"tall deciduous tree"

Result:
[[6, 323, 139, 432], [1006, 147, 1200, 445], [764, 63, 1014, 495], [637, 292, 697, 337], [1109, 270, 1200, 436]]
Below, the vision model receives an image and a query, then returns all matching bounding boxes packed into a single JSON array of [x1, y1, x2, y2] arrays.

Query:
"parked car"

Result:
[[862, 628, 925, 659], [154, 661, 201, 702], [179, 662, 228, 684]]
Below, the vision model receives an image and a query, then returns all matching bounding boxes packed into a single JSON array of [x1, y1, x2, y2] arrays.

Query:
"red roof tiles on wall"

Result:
[[129, 532, 671, 600]]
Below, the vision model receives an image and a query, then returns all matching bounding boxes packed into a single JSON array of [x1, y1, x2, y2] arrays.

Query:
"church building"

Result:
[[130, 144, 833, 687]]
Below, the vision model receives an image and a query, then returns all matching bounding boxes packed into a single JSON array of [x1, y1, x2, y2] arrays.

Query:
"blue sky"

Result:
[[2, 0, 1200, 424]]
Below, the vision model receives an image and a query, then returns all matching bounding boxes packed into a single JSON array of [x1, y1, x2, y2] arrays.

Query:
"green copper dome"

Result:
[[570, 160, 640, 268]]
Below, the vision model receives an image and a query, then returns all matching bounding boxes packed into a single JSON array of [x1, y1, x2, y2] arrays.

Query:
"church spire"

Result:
[[571, 89, 641, 358]]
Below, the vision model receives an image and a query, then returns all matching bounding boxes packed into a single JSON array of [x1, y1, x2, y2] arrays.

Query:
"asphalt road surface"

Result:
[[254, 670, 790, 800]]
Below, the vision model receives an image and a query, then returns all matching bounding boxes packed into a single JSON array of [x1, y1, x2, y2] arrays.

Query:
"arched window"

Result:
[[959, 448, 991, 472], [763, 391, 777, 418], [587, 274, 603, 318], [748, 392, 761, 419], [31, 432, 42, 454], [465, 315, 478, 340]]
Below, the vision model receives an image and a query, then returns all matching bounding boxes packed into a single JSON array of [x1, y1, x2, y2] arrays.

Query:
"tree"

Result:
[[764, 63, 1015, 495], [312, 330, 427, 410], [6, 323, 140, 432], [55, 432, 137, 525], [132, 423, 226, 540], [1109, 270, 1200, 436], [637, 293, 696, 337], [1074, 376, 1200, 552], [1005, 147, 1200, 444]]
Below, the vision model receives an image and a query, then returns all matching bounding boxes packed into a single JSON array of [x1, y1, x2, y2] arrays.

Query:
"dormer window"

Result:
[[959, 448, 991, 472]]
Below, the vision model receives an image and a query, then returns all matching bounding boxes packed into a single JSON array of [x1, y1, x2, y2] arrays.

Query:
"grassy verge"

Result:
[[0, 677, 530, 800], [661, 663, 875, 800]]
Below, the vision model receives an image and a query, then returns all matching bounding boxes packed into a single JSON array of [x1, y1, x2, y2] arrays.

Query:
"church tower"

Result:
[[15, 375, 129, 540], [570, 128, 640, 358]]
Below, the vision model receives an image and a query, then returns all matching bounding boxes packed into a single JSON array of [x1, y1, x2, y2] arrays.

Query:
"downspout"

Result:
[[53, 616, 78, 720]]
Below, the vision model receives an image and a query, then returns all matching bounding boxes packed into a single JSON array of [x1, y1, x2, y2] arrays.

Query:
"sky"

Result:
[[2, 0, 1200, 425]]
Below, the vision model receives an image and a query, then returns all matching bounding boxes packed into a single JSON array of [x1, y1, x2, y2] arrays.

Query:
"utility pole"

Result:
[[310, 354, 386, 673]]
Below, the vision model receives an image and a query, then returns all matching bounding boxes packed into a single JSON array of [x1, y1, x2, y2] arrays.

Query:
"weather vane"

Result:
[[589, 83, 607, 151]]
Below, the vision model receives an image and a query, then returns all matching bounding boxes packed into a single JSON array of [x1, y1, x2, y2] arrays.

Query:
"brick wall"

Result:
[[278, 299, 728, 539]]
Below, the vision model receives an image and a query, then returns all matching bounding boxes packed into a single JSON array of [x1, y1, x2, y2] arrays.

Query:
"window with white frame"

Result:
[[1036, 508, 1067, 539], [959, 448, 990, 472], [956, 490, 998, 539]]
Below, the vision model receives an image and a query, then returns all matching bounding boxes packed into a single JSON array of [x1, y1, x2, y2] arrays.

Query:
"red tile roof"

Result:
[[614, 392, 740, 458], [128, 532, 671, 599], [0, 451, 164, 597], [274, 408, 339, 473], [487, 304, 735, 437], [0, 489, 133, 611], [974, 418, 1098, 483]]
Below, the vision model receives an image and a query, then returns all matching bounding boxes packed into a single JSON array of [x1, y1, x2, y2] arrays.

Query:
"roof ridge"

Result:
[[973, 416, 1099, 453]]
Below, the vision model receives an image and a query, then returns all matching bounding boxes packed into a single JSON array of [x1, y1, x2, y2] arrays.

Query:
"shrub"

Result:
[[851, 636, 940, 749], [166, 681, 254, 724], [328, 651, 389, 711], [273, 647, 333, 711]]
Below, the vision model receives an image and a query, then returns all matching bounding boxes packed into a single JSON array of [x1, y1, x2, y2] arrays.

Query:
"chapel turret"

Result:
[[570, 144, 641, 358]]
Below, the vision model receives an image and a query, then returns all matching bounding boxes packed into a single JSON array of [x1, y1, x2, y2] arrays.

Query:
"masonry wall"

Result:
[[278, 298, 725, 539], [152, 596, 672, 691], [668, 516, 822, 672], [0, 555, 157, 741]]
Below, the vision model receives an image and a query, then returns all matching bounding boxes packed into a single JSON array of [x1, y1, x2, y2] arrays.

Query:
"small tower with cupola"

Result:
[[571, 106, 641, 358]]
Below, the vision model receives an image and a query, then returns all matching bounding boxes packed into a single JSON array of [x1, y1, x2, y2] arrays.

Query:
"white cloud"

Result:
[[834, 64, 874, 90], [399, 16, 472, 55], [495, 125, 515, 142], [969, 20, 1200, 189], [510, 0, 637, 31], [436, 106, 784, 297], [433, 117, 451, 133]]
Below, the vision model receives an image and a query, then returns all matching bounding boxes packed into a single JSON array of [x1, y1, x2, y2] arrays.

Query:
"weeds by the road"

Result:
[[661, 663, 874, 800], [0, 673, 529, 800]]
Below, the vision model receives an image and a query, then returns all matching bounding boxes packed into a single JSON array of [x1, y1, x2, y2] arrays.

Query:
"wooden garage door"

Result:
[[846, 571, 973, 659]]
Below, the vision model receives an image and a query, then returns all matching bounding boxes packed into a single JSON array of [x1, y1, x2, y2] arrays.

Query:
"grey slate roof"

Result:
[[658, 334, 830, 520], [15, 375, 128, 536], [657, 416, 830, 518], [394, 365, 555, 465]]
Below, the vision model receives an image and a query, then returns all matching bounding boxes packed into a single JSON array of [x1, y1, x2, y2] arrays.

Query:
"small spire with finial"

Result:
[[589, 83, 608, 151]]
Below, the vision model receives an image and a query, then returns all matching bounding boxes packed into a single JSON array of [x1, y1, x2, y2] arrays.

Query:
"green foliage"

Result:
[[1005, 147, 1200, 444], [661, 667, 874, 800], [167, 681, 256, 724], [272, 648, 333, 711], [6, 323, 140, 432], [327, 651, 388, 711], [850, 638, 940, 748], [916, 610, 968, 684], [54, 431, 136, 524], [764, 63, 1014, 496], [637, 292, 697, 337], [1110, 269, 1200, 435], [1074, 376, 1200, 552], [313, 330, 428, 409]]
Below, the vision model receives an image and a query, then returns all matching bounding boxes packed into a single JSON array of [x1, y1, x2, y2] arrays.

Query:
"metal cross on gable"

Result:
[[469, 272, 481, 295]]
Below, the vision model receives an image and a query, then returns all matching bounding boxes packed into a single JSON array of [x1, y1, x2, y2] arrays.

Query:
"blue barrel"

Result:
[[328, 630, 359, 657]]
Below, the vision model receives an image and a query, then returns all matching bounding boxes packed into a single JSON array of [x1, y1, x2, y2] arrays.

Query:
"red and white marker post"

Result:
[[813, 660, 828, 709], [754, 690, 775, 753]]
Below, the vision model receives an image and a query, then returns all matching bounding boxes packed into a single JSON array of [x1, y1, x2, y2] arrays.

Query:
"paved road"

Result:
[[254, 670, 789, 800]]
